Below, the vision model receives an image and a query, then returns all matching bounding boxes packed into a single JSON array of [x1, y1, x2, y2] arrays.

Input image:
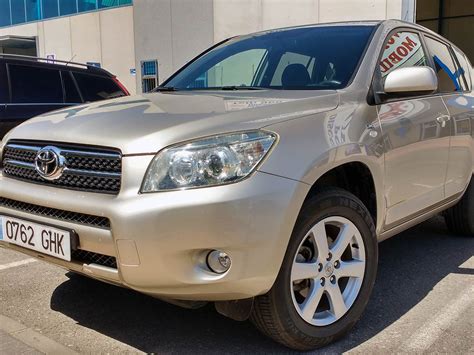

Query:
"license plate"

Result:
[[0, 215, 71, 261]]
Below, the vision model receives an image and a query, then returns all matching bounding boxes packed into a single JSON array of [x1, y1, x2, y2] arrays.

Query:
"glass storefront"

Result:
[[0, 0, 132, 28]]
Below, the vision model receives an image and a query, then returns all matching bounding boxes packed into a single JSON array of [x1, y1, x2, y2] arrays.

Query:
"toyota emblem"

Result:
[[34, 146, 66, 181]]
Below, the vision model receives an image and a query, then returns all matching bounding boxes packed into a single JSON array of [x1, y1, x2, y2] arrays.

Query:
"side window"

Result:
[[379, 31, 428, 77], [0, 63, 8, 103], [453, 47, 471, 91], [9, 64, 63, 103], [194, 49, 267, 88], [270, 52, 314, 86], [424, 37, 460, 93], [62, 71, 82, 103], [73, 73, 124, 102]]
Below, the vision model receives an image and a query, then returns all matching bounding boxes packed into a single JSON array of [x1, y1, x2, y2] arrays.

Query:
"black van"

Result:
[[0, 54, 130, 140]]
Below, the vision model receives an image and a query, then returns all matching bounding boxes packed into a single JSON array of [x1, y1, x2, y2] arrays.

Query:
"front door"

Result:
[[376, 30, 451, 228]]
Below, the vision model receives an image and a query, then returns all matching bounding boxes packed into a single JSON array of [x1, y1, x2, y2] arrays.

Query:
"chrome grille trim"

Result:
[[2, 141, 122, 194]]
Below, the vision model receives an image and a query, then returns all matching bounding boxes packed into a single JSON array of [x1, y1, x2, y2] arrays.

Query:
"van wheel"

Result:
[[444, 178, 474, 236], [250, 188, 377, 350]]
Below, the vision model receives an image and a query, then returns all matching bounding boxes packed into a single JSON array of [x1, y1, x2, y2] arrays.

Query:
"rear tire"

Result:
[[250, 188, 378, 350], [444, 177, 474, 236]]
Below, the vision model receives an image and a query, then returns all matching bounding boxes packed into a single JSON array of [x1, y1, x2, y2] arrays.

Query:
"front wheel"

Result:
[[251, 188, 378, 350]]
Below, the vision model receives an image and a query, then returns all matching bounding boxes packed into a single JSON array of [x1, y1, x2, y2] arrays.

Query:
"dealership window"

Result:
[[9, 65, 63, 103], [379, 31, 428, 78], [141, 60, 158, 93], [424, 36, 460, 92], [0, 0, 133, 28]]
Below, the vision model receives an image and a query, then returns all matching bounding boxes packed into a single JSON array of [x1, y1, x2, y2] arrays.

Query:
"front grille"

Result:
[[72, 249, 117, 268], [0, 197, 110, 229], [2, 141, 122, 194]]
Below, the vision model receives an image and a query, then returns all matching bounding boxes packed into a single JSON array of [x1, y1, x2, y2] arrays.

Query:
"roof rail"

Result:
[[0, 53, 113, 76]]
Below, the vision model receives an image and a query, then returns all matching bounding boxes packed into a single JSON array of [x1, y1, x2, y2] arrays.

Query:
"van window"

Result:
[[424, 37, 460, 93], [0, 63, 8, 103], [9, 64, 63, 103], [73, 73, 125, 102], [62, 71, 82, 103]]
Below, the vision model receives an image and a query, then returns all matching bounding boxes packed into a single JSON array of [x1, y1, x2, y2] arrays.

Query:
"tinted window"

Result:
[[453, 47, 471, 91], [9, 64, 63, 103], [425, 37, 460, 92], [11, 0, 26, 25], [42, 0, 59, 19], [26, 0, 41, 22], [0, 0, 11, 27], [165, 25, 375, 90], [59, 0, 77, 15], [62, 71, 82, 103], [0, 63, 8, 103], [379, 31, 428, 77], [74, 73, 124, 102]]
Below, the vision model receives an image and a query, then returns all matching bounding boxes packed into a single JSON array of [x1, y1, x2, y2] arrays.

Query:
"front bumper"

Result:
[[0, 158, 309, 301]]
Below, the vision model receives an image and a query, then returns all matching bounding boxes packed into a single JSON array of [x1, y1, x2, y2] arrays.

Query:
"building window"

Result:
[[0, 0, 133, 28], [141, 60, 158, 93]]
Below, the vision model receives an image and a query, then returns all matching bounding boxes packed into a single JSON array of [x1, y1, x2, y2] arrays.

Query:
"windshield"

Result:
[[163, 25, 375, 91]]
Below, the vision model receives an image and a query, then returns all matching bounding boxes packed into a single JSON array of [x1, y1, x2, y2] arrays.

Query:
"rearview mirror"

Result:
[[384, 66, 438, 94]]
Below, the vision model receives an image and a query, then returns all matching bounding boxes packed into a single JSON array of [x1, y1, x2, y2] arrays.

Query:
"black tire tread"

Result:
[[445, 178, 474, 236]]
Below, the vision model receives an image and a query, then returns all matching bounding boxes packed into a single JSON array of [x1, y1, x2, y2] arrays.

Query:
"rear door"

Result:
[[375, 30, 451, 228], [5, 63, 68, 128], [424, 40, 474, 197]]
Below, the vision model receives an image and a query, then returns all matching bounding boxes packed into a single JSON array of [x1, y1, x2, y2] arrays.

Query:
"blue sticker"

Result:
[[0, 218, 3, 240]]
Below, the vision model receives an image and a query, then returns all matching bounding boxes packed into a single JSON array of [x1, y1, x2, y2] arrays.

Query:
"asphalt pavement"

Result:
[[0, 216, 473, 354]]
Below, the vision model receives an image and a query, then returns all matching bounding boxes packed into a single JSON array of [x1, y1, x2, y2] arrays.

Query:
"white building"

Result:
[[0, 0, 472, 94]]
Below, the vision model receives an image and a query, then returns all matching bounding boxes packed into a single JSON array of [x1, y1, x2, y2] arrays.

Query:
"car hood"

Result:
[[5, 90, 339, 155]]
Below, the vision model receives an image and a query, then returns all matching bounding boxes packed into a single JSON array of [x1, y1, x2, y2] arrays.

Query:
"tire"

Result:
[[250, 188, 378, 350], [444, 177, 474, 236]]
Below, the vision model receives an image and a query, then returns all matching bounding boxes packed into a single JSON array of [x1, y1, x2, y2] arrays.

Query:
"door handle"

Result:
[[436, 114, 450, 128]]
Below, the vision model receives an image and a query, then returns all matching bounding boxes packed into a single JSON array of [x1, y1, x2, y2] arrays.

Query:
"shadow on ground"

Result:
[[50, 216, 473, 353]]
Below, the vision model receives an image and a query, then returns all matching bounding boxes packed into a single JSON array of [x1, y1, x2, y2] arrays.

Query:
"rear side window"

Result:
[[424, 37, 460, 93], [379, 31, 428, 77], [0, 62, 8, 103], [62, 71, 82, 103], [453, 48, 471, 91], [9, 64, 63, 103], [73, 73, 124, 102]]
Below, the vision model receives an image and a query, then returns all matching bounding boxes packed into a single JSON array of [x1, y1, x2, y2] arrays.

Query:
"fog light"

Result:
[[207, 250, 231, 274]]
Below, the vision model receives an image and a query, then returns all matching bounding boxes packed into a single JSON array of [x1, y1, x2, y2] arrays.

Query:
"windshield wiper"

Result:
[[219, 86, 265, 91], [155, 86, 178, 92]]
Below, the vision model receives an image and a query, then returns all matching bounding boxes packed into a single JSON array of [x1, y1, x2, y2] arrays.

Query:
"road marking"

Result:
[[402, 285, 474, 352], [0, 258, 37, 271], [0, 314, 78, 354]]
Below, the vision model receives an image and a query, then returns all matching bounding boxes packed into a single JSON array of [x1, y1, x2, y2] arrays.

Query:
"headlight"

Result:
[[141, 131, 277, 192]]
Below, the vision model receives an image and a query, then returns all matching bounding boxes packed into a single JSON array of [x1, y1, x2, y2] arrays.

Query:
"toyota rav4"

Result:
[[0, 20, 472, 350]]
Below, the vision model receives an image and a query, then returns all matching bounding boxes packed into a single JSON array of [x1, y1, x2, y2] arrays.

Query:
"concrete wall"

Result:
[[0, 6, 137, 94], [213, 0, 403, 42], [133, 0, 214, 92]]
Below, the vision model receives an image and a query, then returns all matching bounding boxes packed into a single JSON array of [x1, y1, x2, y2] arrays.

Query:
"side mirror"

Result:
[[384, 66, 438, 94]]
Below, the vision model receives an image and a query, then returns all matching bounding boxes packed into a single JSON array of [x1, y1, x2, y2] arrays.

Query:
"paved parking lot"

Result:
[[0, 216, 473, 354]]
